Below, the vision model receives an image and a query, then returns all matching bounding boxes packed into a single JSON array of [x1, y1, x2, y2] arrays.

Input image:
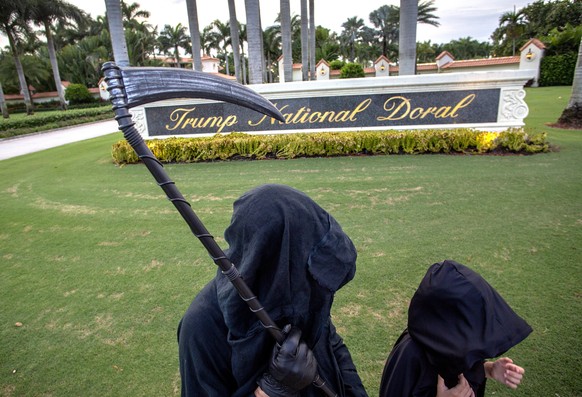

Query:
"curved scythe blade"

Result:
[[119, 66, 284, 122]]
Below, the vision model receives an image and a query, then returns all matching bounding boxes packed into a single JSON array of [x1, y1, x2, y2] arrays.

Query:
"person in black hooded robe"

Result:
[[177, 184, 368, 397], [379, 260, 532, 397]]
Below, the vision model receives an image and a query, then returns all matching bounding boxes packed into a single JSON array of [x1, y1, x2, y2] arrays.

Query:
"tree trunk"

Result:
[[280, 0, 292, 83], [398, 0, 417, 76], [245, 0, 263, 84], [309, 0, 316, 80], [224, 48, 230, 75], [557, 38, 582, 128], [241, 43, 248, 84], [0, 82, 9, 119], [256, 10, 266, 83], [6, 30, 33, 115], [185, 0, 203, 71], [45, 21, 67, 110], [104, 0, 130, 67], [174, 45, 181, 68], [300, 0, 309, 81], [228, 0, 242, 83]]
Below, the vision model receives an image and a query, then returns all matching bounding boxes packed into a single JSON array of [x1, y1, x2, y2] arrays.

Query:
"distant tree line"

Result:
[[0, 0, 580, 114]]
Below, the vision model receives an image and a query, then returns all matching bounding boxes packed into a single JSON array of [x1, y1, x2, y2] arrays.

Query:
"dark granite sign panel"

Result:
[[145, 89, 500, 136]]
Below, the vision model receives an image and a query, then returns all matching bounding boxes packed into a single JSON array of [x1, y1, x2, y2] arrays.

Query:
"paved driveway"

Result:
[[0, 120, 119, 161]]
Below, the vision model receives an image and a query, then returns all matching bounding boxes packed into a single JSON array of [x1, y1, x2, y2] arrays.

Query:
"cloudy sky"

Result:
[[63, 0, 534, 44]]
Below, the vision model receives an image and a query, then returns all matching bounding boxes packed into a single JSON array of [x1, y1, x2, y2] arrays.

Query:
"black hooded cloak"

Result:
[[379, 260, 532, 397], [178, 184, 368, 397]]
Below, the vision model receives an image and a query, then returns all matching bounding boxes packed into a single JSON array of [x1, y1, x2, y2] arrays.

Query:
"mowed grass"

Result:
[[0, 86, 581, 397]]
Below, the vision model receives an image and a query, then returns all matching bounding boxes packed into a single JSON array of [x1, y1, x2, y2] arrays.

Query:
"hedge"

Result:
[[111, 129, 549, 164], [539, 53, 577, 86], [0, 107, 113, 138]]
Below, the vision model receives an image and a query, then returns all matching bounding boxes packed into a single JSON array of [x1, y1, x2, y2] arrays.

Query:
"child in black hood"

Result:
[[379, 260, 532, 397], [178, 184, 368, 397]]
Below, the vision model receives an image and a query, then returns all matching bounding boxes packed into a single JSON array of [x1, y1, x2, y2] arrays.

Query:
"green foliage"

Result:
[[539, 53, 577, 86], [111, 129, 550, 165], [340, 63, 365, 79], [64, 83, 96, 105], [329, 60, 345, 70], [0, 107, 112, 138], [541, 23, 582, 56], [492, 0, 582, 56]]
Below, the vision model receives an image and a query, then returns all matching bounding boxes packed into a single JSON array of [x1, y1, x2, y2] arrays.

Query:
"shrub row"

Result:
[[0, 107, 113, 138], [111, 129, 549, 164], [539, 53, 577, 86]]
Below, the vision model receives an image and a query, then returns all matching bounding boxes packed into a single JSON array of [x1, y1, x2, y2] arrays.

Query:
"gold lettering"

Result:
[[216, 115, 237, 133], [291, 107, 308, 123], [322, 111, 336, 123], [378, 96, 411, 121], [420, 107, 438, 118], [433, 106, 453, 118], [349, 99, 371, 121], [377, 94, 476, 122], [166, 107, 197, 131], [309, 111, 324, 123], [165, 107, 238, 132], [409, 108, 423, 120], [449, 94, 476, 118]]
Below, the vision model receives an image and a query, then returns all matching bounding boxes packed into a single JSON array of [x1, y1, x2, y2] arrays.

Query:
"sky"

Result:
[[64, 0, 534, 44], [0, 0, 534, 49]]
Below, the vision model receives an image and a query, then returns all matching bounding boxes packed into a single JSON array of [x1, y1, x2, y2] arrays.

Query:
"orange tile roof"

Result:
[[441, 56, 520, 69]]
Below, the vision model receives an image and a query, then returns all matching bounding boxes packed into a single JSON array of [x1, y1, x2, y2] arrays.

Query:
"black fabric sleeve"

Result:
[[329, 323, 369, 397], [379, 333, 436, 397]]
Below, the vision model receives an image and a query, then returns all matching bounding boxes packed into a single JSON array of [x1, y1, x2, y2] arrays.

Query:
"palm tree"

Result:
[[238, 23, 248, 84], [280, 0, 293, 82], [185, 0, 203, 71], [104, 0, 129, 66], [125, 22, 158, 66], [341, 17, 365, 62], [212, 19, 232, 75], [0, 82, 9, 118], [370, 1, 439, 62], [58, 33, 110, 87], [200, 25, 215, 56], [369, 5, 400, 59], [398, 0, 417, 75], [245, 0, 263, 84], [0, 0, 35, 115], [263, 25, 281, 83], [30, 0, 88, 110], [121, 1, 150, 29], [228, 0, 242, 83], [314, 26, 340, 62], [309, 0, 316, 80], [557, 38, 582, 128], [300, 0, 309, 81], [499, 6, 526, 56], [158, 23, 191, 68]]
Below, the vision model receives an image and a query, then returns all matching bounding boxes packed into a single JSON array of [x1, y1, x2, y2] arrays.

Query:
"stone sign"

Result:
[[129, 70, 534, 138]]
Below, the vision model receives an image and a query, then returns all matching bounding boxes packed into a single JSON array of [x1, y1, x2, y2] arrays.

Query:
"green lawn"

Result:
[[0, 86, 580, 396]]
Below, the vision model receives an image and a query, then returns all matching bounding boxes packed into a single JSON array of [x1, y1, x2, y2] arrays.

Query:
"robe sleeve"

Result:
[[379, 332, 436, 397], [329, 323, 369, 397], [178, 283, 238, 396]]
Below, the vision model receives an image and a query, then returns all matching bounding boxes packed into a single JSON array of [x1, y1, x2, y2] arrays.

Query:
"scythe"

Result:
[[102, 62, 337, 397]]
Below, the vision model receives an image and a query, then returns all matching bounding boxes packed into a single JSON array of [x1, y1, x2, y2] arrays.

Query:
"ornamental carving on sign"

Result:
[[499, 89, 528, 122], [129, 108, 146, 135]]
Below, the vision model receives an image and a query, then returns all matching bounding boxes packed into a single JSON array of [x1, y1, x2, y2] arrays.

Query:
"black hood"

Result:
[[407, 260, 532, 389], [215, 184, 357, 364]]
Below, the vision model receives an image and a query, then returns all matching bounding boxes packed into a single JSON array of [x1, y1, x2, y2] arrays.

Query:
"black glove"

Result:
[[257, 326, 318, 397]]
